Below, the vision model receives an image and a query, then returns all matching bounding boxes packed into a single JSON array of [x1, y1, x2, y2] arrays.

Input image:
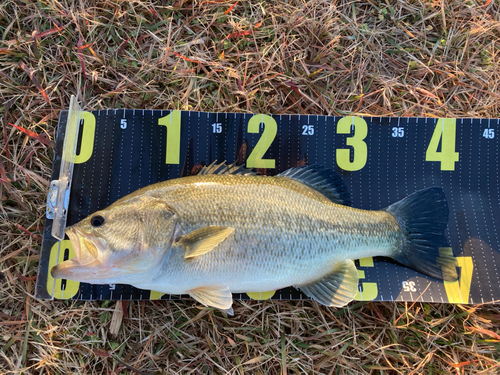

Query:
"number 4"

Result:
[[439, 247, 473, 304], [426, 118, 459, 171]]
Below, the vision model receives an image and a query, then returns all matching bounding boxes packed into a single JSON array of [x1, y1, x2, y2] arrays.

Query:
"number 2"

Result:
[[246, 114, 277, 169]]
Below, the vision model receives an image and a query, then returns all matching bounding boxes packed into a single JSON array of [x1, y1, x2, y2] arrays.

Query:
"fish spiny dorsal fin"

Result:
[[198, 161, 256, 176], [278, 165, 351, 206], [295, 260, 359, 307]]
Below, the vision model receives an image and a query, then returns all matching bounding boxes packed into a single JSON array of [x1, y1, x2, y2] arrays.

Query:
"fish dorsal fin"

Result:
[[179, 226, 235, 258], [199, 161, 256, 176], [296, 260, 359, 307], [278, 165, 351, 206], [188, 285, 234, 314]]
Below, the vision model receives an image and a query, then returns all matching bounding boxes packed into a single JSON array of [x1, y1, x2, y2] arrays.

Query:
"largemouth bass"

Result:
[[52, 163, 457, 313]]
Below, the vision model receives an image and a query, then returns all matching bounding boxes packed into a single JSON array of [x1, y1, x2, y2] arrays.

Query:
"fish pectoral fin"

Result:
[[188, 285, 234, 312], [296, 260, 359, 308], [180, 226, 235, 258]]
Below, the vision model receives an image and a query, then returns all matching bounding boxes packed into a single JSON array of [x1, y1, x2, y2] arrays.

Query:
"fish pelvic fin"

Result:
[[295, 260, 359, 307], [278, 165, 351, 206], [188, 285, 233, 313], [180, 226, 235, 258], [384, 187, 458, 282]]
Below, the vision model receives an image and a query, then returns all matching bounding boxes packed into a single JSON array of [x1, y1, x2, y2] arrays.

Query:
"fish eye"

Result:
[[90, 215, 105, 227]]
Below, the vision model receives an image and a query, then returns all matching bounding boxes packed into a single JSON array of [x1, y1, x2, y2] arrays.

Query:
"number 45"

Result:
[[483, 128, 495, 139]]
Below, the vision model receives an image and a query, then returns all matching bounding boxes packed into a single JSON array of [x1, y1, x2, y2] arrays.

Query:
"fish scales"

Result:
[[51, 164, 458, 312], [128, 174, 400, 293]]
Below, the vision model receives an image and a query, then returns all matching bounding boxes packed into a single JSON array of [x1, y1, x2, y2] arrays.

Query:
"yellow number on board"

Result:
[[46, 240, 80, 299], [158, 110, 182, 165], [150, 290, 165, 300], [354, 257, 378, 301], [246, 114, 277, 169], [439, 248, 473, 303], [336, 116, 368, 171], [425, 118, 459, 171], [247, 291, 276, 300], [74, 111, 96, 164]]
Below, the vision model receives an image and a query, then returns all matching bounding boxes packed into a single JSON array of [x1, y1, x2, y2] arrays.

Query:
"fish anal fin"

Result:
[[180, 226, 235, 258], [188, 285, 233, 312], [296, 260, 359, 307]]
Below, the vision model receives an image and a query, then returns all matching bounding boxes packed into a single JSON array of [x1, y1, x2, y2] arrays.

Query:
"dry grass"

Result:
[[1, 0, 500, 373]]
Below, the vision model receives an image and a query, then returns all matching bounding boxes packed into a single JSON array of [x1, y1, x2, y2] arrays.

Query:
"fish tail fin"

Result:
[[384, 187, 458, 282]]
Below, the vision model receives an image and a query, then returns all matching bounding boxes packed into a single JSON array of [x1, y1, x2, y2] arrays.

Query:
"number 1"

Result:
[[158, 111, 181, 164]]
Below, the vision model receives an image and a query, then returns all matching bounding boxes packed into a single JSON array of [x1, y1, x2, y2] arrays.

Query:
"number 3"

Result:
[[336, 116, 368, 171]]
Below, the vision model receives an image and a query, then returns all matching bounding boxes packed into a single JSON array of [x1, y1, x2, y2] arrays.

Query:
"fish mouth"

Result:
[[50, 227, 107, 282], [66, 227, 101, 265]]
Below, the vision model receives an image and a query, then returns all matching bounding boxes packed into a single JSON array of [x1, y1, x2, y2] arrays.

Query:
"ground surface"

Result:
[[1, 0, 500, 373]]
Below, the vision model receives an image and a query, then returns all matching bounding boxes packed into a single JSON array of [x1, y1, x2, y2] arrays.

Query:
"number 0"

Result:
[[74, 111, 96, 164], [46, 240, 80, 299]]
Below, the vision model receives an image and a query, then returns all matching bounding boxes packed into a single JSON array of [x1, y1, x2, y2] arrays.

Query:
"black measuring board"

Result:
[[36, 109, 500, 305]]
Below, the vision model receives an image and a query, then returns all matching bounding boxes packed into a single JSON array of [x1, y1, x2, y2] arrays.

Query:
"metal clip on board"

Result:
[[46, 96, 82, 240]]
